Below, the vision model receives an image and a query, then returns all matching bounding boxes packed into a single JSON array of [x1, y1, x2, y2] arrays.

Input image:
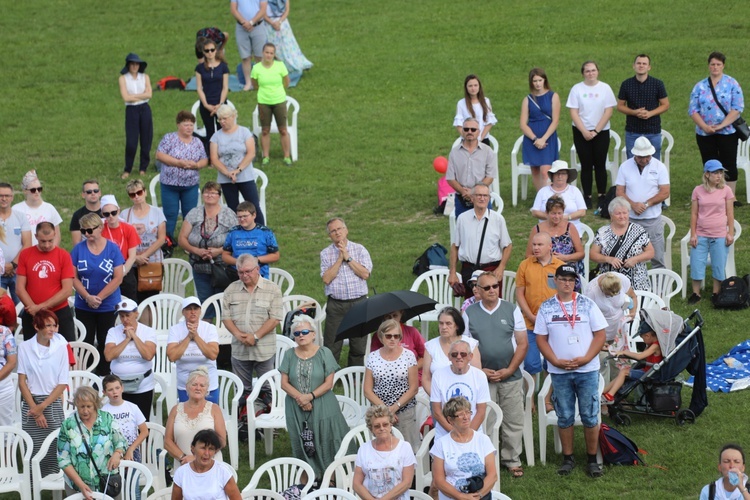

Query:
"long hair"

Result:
[[702, 170, 727, 192], [202, 39, 225, 70], [463, 74, 490, 123]]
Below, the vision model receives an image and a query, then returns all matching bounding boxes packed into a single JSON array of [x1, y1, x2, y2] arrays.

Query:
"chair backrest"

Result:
[[200, 292, 233, 345], [303, 488, 358, 500], [276, 334, 296, 367], [320, 454, 357, 492], [336, 395, 361, 429], [141, 422, 166, 469], [255, 168, 269, 225], [243, 457, 315, 496], [335, 424, 370, 459], [248, 369, 285, 414], [32, 427, 62, 498], [119, 459, 153, 500], [502, 270, 517, 305], [491, 492, 513, 500], [190, 100, 205, 136], [69, 341, 101, 372], [414, 427, 436, 494], [149, 174, 160, 207], [152, 336, 174, 376], [660, 215, 676, 270], [647, 268, 683, 308], [147, 488, 173, 500], [0, 426, 33, 497], [217, 369, 243, 420], [138, 294, 184, 336], [333, 366, 368, 413], [415, 391, 431, 437], [490, 192, 504, 214], [635, 290, 667, 311], [242, 490, 285, 500], [578, 222, 595, 288], [410, 269, 460, 310], [268, 267, 295, 296], [68, 370, 102, 396], [162, 258, 194, 297], [74, 318, 87, 342]]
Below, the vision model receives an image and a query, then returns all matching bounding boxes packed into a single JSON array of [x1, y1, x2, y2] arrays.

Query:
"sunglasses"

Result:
[[102, 210, 119, 218], [293, 329, 313, 337], [463, 127, 478, 132], [450, 351, 470, 358], [478, 283, 500, 291], [204, 48, 216, 53], [80, 226, 101, 235], [383, 333, 402, 340], [128, 189, 145, 199], [84, 189, 100, 194], [27, 187, 43, 193]]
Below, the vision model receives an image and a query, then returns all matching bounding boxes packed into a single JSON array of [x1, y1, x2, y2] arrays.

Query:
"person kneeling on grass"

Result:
[[601, 320, 662, 404]]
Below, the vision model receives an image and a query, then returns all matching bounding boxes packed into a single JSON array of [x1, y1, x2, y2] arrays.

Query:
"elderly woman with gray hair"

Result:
[[590, 196, 654, 291], [209, 104, 265, 222], [279, 314, 351, 482], [57, 386, 128, 498]]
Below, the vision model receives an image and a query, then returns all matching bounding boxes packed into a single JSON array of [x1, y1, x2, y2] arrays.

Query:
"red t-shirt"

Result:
[[0, 293, 16, 327], [103, 221, 141, 260], [17, 246, 75, 311]]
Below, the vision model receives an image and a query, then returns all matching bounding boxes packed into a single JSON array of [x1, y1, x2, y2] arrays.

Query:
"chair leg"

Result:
[[553, 426, 562, 454], [539, 422, 547, 465], [264, 426, 274, 455], [248, 423, 256, 470]]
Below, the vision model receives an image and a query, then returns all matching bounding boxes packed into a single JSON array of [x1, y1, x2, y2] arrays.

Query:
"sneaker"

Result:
[[283, 157, 292, 166], [586, 462, 604, 478], [557, 458, 576, 476], [600, 393, 614, 405], [687, 293, 701, 305], [593, 207, 601, 216], [261, 157, 270, 166]]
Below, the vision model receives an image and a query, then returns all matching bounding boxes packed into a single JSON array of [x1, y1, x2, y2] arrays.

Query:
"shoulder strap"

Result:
[[708, 480, 715, 500], [528, 94, 553, 121], [707, 78, 730, 118], [475, 217, 489, 266], [75, 414, 104, 479]]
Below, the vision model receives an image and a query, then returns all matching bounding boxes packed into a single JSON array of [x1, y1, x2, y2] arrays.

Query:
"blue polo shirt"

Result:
[[223, 224, 279, 278]]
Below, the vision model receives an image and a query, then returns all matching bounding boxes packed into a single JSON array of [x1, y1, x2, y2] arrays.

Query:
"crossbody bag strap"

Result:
[[528, 94, 553, 121], [75, 414, 104, 480], [475, 217, 489, 266], [707, 78, 730, 118]]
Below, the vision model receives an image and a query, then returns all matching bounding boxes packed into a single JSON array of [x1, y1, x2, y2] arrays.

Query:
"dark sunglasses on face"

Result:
[[84, 189, 100, 194], [450, 351, 470, 358], [102, 210, 119, 218], [293, 329, 313, 337], [28, 187, 43, 193], [478, 283, 500, 291], [463, 127, 478, 132], [204, 48, 216, 53], [383, 333, 402, 340], [80, 226, 100, 235], [128, 189, 145, 199]]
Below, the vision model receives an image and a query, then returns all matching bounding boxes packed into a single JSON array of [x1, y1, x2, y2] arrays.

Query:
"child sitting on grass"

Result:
[[601, 321, 663, 403]]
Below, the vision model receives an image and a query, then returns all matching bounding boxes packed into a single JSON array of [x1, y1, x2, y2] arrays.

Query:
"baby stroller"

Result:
[[606, 309, 707, 426]]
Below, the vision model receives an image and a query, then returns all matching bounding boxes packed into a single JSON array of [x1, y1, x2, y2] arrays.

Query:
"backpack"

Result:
[[282, 304, 318, 339], [157, 76, 186, 91], [712, 275, 750, 309], [599, 423, 645, 466], [598, 186, 618, 219], [412, 243, 449, 276]]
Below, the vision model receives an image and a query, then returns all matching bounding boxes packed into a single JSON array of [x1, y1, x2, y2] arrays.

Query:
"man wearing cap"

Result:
[[516, 232, 565, 377], [615, 136, 670, 268], [448, 183, 512, 299], [446, 117, 498, 219], [321, 217, 372, 366], [70, 179, 103, 246], [0, 182, 32, 304], [535, 264, 607, 478], [222, 253, 283, 404], [16, 221, 76, 341], [460, 269, 483, 312], [617, 54, 670, 161], [463, 272, 528, 476], [100, 194, 140, 301]]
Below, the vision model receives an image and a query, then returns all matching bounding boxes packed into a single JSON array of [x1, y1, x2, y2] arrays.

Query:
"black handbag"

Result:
[[210, 262, 238, 288], [708, 77, 750, 141], [75, 415, 123, 497]]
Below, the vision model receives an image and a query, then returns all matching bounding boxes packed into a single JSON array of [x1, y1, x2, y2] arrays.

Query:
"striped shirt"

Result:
[[320, 241, 372, 300]]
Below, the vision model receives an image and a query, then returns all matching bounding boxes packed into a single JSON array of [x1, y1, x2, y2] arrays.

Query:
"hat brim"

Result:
[[120, 61, 147, 75], [547, 168, 578, 184]]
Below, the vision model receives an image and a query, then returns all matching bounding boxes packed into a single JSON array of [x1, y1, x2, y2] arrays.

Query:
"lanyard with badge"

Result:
[[557, 292, 579, 344]]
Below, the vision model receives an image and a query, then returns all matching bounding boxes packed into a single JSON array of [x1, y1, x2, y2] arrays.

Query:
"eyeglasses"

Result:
[[463, 127, 478, 132], [27, 187, 43, 193], [328, 227, 345, 234], [293, 329, 313, 337], [204, 48, 216, 53], [80, 226, 101, 235], [203, 191, 221, 197], [450, 351, 470, 358], [473, 193, 490, 198], [383, 333, 402, 340], [452, 410, 473, 419], [372, 422, 391, 430], [128, 189, 145, 199], [102, 210, 119, 217], [238, 267, 258, 275], [0, 194, 12, 199], [478, 283, 500, 291], [84, 189, 100, 194], [556, 277, 576, 284]]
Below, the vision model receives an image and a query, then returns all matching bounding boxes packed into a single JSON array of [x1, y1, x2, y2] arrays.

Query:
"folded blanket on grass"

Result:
[[686, 339, 750, 392]]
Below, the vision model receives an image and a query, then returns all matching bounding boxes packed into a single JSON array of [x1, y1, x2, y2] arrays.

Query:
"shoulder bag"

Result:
[[708, 77, 750, 141], [75, 415, 123, 497]]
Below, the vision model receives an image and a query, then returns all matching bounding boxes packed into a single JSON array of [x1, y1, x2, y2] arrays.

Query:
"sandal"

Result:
[[507, 466, 524, 478], [557, 458, 576, 476], [586, 462, 604, 478]]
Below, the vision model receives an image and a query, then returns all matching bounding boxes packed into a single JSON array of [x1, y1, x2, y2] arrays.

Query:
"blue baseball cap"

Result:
[[704, 159, 726, 172]]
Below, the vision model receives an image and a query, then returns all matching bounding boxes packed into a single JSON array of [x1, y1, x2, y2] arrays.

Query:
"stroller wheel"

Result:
[[613, 413, 631, 426], [675, 409, 696, 426]]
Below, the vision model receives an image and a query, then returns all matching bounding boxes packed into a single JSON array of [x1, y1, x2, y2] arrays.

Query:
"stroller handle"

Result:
[[688, 309, 704, 328]]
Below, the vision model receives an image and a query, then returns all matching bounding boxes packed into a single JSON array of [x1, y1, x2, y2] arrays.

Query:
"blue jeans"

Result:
[[192, 271, 224, 319], [625, 132, 662, 161], [161, 183, 199, 238], [0, 274, 18, 304], [524, 329, 543, 375], [454, 195, 472, 218], [177, 388, 219, 404], [690, 236, 729, 281], [550, 370, 599, 428]]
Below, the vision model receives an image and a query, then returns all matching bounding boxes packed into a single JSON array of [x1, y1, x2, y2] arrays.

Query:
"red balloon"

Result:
[[433, 156, 448, 174]]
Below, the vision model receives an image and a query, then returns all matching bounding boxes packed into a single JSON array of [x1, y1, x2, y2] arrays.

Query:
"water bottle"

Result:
[[729, 470, 740, 486]]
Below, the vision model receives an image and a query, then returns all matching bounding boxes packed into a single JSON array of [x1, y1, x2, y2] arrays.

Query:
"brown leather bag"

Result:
[[137, 262, 163, 292]]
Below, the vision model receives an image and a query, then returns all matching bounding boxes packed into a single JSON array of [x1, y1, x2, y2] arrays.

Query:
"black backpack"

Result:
[[598, 186, 618, 219], [599, 423, 645, 466], [282, 305, 318, 339], [412, 243, 449, 276], [712, 275, 750, 309]]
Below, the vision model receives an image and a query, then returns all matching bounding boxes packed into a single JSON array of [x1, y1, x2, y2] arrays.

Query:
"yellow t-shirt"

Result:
[[251, 60, 288, 105]]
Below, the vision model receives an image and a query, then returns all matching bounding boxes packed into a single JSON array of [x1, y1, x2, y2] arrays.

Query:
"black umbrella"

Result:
[[335, 290, 438, 341]]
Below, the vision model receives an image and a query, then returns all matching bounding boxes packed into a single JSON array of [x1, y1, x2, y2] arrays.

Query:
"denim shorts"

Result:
[[550, 370, 600, 428], [690, 236, 728, 281]]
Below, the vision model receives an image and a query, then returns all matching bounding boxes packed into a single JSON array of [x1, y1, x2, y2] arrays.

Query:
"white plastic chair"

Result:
[[268, 267, 295, 296], [10, 373, 21, 427], [647, 269, 683, 309], [138, 293, 184, 337], [491, 493, 513, 500], [243, 457, 315, 496], [661, 215, 676, 270], [141, 422, 168, 492], [537, 374, 604, 465], [247, 370, 286, 469], [73, 318, 86, 342], [68, 341, 100, 372], [409, 269, 462, 339], [149, 174, 160, 207], [242, 490, 285, 500], [320, 454, 357, 492], [451, 134, 501, 196], [408, 491, 434, 500], [621, 130, 675, 206], [146, 488, 172, 500], [0, 426, 33, 500], [579, 222, 595, 289], [680, 220, 741, 298], [521, 370, 536, 466], [191, 99, 234, 139], [483, 400, 503, 492], [336, 395, 362, 429], [65, 494, 115, 500], [282, 295, 324, 346], [32, 427, 64, 500], [217, 369, 243, 470], [302, 488, 358, 500], [162, 258, 194, 297], [335, 423, 404, 459], [502, 270, 517, 304], [333, 366, 368, 423], [737, 137, 750, 203], [200, 293, 233, 346], [570, 130, 621, 186], [252, 96, 300, 161], [414, 427, 435, 494], [119, 460, 153, 500], [510, 134, 562, 206], [415, 390, 432, 438], [151, 372, 176, 426]]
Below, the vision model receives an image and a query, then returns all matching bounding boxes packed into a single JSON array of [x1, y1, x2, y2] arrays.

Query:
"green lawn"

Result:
[[4, 0, 750, 498]]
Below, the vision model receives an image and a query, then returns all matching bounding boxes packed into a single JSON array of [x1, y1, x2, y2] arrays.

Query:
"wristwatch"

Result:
[[344, 257, 353, 263], [644, 201, 650, 208], [253, 334, 259, 342]]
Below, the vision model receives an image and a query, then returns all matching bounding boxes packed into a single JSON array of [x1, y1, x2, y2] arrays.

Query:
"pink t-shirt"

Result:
[[692, 185, 734, 238]]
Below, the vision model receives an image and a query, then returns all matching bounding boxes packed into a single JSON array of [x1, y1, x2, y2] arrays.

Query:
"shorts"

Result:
[[235, 22, 266, 59], [258, 102, 288, 129], [550, 370, 600, 428]]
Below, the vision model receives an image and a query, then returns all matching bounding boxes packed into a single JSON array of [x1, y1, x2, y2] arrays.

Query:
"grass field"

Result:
[[4, 0, 750, 498]]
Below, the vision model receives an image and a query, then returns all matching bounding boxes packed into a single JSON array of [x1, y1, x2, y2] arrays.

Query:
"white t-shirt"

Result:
[[699, 477, 748, 500], [0, 209, 31, 262], [430, 365, 490, 439], [430, 430, 496, 500], [425, 336, 479, 375], [531, 184, 587, 233], [12, 201, 63, 245], [121, 205, 166, 262], [168, 321, 219, 391], [534, 293, 608, 374], [17, 333, 69, 394], [355, 439, 416, 500], [453, 98, 498, 135], [566, 81, 617, 131], [102, 400, 146, 448], [615, 157, 670, 220], [584, 274, 633, 341], [173, 460, 232, 500], [106, 324, 158, 393]]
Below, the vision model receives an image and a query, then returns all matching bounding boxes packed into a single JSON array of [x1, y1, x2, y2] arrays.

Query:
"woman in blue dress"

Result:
[[520, 67, 560, 192]]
